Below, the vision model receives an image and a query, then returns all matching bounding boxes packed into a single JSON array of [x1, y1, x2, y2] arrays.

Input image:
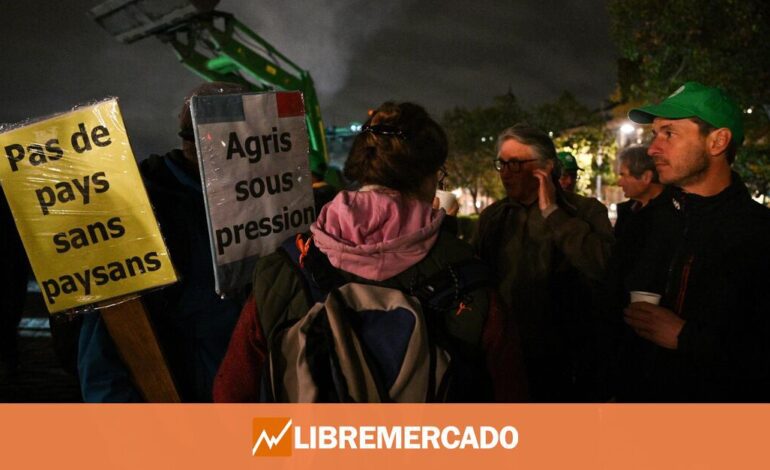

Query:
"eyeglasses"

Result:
[[437, 165, 449, 188], [494, 158, 538, 172], [360, 124, 407, 139]]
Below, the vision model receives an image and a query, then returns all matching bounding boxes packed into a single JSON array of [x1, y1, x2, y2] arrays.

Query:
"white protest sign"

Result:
[[191, 91, 314, 293]]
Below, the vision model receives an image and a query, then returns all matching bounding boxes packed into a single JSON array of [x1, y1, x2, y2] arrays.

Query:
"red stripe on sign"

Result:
[[276, 92, 305, 117]]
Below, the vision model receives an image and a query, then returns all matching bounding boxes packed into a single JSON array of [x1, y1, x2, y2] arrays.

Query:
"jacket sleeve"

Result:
[[213, 295, 268, 402], [482, 290, 529, 402], [544, 198, 615, 281], [471, 204, 499, 263]]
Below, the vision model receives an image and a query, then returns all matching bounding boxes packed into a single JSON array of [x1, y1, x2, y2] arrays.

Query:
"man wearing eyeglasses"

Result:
[[475, 123, 614, 402]]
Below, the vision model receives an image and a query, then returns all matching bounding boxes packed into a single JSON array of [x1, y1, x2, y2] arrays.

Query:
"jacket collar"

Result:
[[673, 172, 750, 214]]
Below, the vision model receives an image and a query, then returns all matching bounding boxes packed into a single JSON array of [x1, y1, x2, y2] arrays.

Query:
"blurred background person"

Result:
[[557, 151, 581, 193], [614, 145, 667, 238]]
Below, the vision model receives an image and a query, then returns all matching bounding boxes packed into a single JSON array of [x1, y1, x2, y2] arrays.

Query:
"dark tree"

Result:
[[609, 0, 770, 199]]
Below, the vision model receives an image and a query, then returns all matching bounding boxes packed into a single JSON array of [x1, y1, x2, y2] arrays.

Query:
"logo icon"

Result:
[[252, 418, 293, 457], [669, 84, 685, 98]]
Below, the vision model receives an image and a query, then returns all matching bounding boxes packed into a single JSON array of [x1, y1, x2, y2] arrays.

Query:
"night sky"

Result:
[[1, 0, 617, 158]]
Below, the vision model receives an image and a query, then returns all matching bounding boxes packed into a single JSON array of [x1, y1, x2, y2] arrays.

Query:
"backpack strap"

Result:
[[281, 233, 492, 316], [280, 233, 344, 305], [411, 258, 492, 314], [276, 233, 494, 403]]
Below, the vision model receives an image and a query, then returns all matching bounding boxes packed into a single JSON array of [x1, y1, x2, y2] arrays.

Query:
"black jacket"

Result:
[[617, 173, 770, 402], [1, 189, 28, 362], [139, 150, 243, 401], [79, 151, 244, 402], [613, 186, 678, 293]]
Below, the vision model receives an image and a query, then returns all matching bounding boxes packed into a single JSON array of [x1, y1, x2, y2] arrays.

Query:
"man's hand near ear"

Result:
[[533, 169, 558, 218]]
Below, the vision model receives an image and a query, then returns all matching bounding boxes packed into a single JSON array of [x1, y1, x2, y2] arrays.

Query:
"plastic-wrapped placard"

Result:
[[191, 91, 314, 294], [0, 98, 178, 313]]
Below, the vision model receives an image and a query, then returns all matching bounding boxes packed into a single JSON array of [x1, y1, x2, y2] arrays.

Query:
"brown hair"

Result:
[[619, 145, 659, 183], [344, 102, 447, 195]]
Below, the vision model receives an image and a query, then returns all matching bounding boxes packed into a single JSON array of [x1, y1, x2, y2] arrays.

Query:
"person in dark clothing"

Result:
[[611, 145, 674, 289], [557, 151, 581, 193], [617, 81, 770, 401], [614, 145, 665, 238], [474, 124, 614, 401], [78, 82, 248, 402], [603, 146, 673, 399], [0, 189, 28, 376]]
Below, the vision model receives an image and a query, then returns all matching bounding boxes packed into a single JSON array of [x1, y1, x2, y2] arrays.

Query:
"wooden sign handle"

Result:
[[100, 297, 180, 403]]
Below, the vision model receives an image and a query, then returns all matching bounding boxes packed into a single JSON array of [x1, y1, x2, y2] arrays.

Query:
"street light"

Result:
[[618, 122, 636, 149]]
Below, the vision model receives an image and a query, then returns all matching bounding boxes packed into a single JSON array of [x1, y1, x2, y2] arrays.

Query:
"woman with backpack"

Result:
[[213, 101, 527, 402]]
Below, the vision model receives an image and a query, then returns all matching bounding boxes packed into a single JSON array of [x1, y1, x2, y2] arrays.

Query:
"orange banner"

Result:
[[1, 404, 768, 469]]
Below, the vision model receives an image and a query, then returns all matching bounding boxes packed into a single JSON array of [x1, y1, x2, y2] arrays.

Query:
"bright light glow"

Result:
[[548, 131, 554, 137], [481, 137, 487, 142], [451, 188, 462, 198], [475, 200, 482, 208], [620, 123, 635, 134], [746, 107, 754, 114]]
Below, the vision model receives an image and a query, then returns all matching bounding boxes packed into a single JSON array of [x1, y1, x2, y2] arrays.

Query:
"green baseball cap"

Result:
[[628, 81, 744, 145], [557, 151, 581, 172]]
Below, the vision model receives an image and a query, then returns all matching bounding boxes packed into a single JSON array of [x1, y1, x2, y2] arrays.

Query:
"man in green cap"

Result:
[[615, 81, 770, 401], [557, 151, 581, 193]]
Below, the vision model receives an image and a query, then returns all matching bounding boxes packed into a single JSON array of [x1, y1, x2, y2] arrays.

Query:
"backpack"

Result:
[[260, 233, 492, 403]]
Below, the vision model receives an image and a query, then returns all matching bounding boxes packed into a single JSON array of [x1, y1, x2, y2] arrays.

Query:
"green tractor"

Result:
[[90, 0, 331, 182]]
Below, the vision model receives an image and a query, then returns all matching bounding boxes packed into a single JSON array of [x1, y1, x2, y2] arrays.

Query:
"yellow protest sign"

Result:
[[0, 98, 177, 313]]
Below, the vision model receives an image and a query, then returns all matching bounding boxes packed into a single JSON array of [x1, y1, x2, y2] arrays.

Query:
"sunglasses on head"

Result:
[[361, 124, 408, 139]]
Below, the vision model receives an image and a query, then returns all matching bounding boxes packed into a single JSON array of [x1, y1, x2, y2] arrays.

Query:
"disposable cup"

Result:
[[435, 189, 458, 211], [629, 290, 661, 305]]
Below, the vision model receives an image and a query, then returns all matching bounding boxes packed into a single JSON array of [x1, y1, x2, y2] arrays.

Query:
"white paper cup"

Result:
[[435, 189, 458, 212], [629, 291, 661, 305]]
